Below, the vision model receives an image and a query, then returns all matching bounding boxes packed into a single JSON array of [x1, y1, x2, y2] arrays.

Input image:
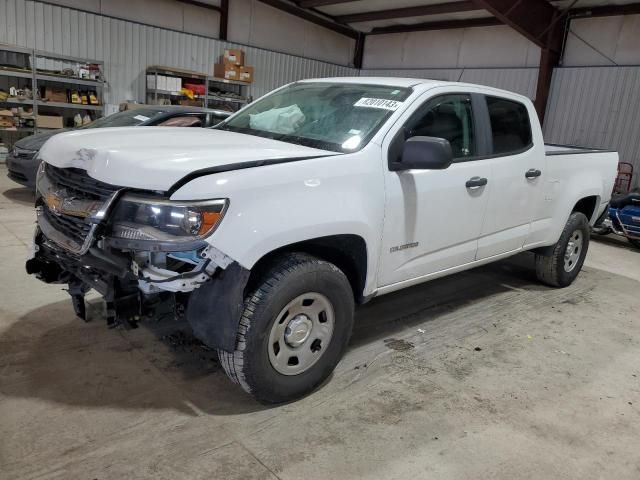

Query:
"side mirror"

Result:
[[391, 136, 453, 171]]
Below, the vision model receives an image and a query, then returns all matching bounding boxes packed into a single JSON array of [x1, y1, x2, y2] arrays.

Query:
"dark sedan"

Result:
[[7, 106, 231, 189]]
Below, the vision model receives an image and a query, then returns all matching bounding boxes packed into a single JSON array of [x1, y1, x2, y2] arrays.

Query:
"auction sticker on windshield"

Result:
[[354, 98, 402, 111]]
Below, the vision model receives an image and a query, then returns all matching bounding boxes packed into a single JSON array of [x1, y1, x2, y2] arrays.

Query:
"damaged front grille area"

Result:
[[45, 165, 119, 202], [41, 205, 92, 246], [37, 164, 121, 255]]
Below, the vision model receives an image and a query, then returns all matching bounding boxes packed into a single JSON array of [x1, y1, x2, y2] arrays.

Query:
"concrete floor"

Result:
[[1, 164, 639, 480]]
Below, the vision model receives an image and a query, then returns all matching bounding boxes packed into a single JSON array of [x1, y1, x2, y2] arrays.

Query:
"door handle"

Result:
[[465, 176, 488, 189], [525, 169, 542, 179]]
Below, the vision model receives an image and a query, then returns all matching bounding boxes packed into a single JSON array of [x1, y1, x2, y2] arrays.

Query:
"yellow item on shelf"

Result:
[[180, 88, 195, 100]]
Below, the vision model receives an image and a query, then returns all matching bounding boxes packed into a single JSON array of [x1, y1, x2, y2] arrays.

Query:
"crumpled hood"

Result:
[[39, 127, 332, 191]]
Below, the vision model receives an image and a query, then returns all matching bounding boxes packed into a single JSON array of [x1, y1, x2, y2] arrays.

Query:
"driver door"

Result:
[[378, 92, 492, 288]]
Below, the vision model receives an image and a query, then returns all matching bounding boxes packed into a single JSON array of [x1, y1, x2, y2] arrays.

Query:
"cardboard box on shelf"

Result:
[[239, 66, 254, 83], [214, 63, 241, 81], [41, 87, 68, 103], [223, 49, 244, 66], [36, 114, 64, 129]]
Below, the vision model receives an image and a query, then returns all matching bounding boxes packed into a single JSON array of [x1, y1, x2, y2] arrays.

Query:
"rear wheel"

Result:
[[535, 212, 590, 288], [218, 253, 355, 404]]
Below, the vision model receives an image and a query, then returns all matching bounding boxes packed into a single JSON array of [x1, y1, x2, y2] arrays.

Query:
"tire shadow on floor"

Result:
[[0, 253, 552, 415]]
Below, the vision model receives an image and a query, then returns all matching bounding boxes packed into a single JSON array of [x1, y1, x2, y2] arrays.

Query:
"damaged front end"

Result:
[[26, 162, 248, 350]]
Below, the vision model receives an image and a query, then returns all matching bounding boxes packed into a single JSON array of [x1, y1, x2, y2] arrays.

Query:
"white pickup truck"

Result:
[[27, 77, 618, 403]]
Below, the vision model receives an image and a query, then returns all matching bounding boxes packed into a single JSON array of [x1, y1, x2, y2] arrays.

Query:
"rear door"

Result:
[[476, 95, 545, 259], [378, 91, 493, 287]]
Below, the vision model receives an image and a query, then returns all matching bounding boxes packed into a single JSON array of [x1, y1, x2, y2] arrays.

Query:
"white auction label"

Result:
[[354, 98, 402, 111]]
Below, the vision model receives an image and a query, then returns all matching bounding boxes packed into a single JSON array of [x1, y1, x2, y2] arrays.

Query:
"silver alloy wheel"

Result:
[[564, 229, 583, 272], [268, 292, 335, 376]]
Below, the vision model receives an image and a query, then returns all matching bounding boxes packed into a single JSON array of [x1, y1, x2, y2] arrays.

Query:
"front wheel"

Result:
[[535, 212, 590, 288], [218, 253, 355, 404]]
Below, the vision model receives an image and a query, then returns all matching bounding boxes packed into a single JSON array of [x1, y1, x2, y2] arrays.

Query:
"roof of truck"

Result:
[[299, 76, 441, 88], [298, 76, 530, 102]]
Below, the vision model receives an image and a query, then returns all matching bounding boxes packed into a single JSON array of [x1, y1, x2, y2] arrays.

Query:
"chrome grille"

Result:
[[42, 206, 92, 245], [45, 165, 118, 202], [38, 165, 120, 254]]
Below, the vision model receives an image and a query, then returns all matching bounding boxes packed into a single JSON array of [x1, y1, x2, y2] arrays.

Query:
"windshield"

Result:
[[218, 82, 412, 152], [82, 108, 166, 129]]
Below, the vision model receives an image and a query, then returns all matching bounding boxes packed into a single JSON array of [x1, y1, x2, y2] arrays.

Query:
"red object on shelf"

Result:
[[184, 83, 205, 95], [615, 162, 633, 193]]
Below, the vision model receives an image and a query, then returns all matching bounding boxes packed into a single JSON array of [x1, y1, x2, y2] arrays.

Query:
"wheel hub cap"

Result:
[[564, 229, 583, 272], [284, 315, 313, 347], [268, 292, 335, 376]]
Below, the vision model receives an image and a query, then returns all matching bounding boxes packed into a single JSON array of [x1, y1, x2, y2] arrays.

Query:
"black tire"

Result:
[[629, 238, 640, 249], [535, 212, 590, 288], [218, 252, 355, 404]]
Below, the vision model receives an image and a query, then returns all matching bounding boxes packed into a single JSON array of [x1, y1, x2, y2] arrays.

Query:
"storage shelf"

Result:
[[36, 73, 104, 87], [0, 67, 33, 79], [207, 95, 247, 104], [0, 43, 105, 135], [208, 77, 250, 87], [0, 127, 35, 132], [37, 101, 103, 110], [148, 88, 205, 99], [148, 66, 207, 79], [1, 98, 34, 106]]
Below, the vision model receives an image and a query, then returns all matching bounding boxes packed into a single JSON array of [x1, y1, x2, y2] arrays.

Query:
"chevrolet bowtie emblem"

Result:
[[45, 191, 64, 215]]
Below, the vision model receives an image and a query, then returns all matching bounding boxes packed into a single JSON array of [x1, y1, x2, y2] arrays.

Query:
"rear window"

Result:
[[486, 96, 532, 155]]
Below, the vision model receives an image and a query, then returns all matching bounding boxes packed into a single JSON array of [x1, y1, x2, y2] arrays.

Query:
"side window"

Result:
[[405, 94, 476, 160], [486, 96, 532, 155]]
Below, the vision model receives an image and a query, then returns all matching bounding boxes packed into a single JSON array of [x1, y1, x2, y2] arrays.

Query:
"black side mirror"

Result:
[[390, 136, 453, 171]]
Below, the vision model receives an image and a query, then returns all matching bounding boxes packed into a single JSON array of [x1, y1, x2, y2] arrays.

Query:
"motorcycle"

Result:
[[592, 192, 640, 249]]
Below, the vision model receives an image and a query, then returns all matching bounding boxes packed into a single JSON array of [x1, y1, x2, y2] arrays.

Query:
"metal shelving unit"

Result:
[[146, 66, 207, 107], [145, 66, 252, 112], [206, 77, 250, 112], [0, 43, 105, 142]]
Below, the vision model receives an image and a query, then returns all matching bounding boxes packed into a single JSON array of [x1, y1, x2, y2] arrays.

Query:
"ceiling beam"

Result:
[[369, 17, 501, 35], [175, 0, 221, 12], [335, 1, 479, 24], [298, 0, 356, 7], [570, 3, 640, 18], [257, 0, 359, 38], [471, 0, 564, 51], [219, 0, 229, 40]]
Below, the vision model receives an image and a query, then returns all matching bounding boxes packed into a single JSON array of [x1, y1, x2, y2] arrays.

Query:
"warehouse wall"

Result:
[[24, 0, 356, 66], [563, 14, 640, 66], [359, 67, 539, 100], [361, 25, 541, 99], [228, 0, 355, 66], [545, 15, 640, 188], [363, 25, 540, 69], [0, 0, 357, 106], [11, 0, 223, 37]]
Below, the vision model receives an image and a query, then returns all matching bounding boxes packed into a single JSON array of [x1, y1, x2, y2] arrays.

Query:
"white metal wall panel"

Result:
[[544, 66, 640, 187], [0, 0, 357, 105], [360, 67, 539, 99]]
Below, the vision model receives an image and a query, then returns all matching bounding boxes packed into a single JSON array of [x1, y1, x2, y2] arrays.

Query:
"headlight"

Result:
[[109, 194, 228, 245]]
